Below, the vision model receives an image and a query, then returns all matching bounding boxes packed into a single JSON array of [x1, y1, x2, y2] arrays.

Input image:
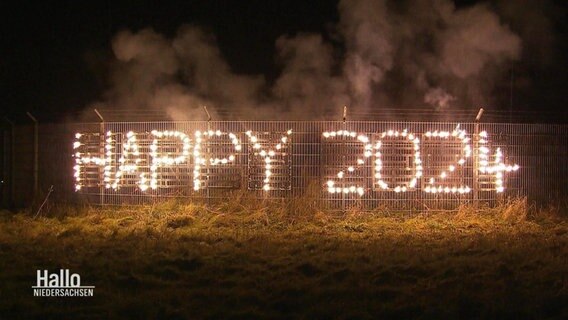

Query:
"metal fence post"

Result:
[[26, 112, 39, 202], [94, 109, 105, 205], [203, 106, 212, 205], [2, 117, 15, 207], [473, 108, 484, 208], [341, 106, 347, 211]]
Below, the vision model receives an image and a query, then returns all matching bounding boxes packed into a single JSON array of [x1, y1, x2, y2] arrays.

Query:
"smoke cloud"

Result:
[[91, 0, 549, 120], [272, 33, 349, 119]]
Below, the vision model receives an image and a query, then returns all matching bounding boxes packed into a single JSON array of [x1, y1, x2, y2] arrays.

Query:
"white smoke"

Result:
[[339, 0, 394, 109], [424, 88, 455, 111], [337, 0, 521, 110], [92, 0, 531, 119], [272, 33, 349, 119]]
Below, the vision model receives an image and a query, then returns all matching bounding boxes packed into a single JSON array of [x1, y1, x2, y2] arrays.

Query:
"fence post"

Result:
[[94, 109, 105, 205], [341, 106, 347, 211], [473, 108, 484, 209], [26, 112, 39, 202], [2, 117, 15, 207], [203, 106, 212, 205]]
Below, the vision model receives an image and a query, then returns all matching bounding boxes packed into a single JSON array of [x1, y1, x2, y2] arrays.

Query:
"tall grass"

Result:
[[3, 194, 563, 226], [1, 196, 563, 241], [1, 195, 566, 319]]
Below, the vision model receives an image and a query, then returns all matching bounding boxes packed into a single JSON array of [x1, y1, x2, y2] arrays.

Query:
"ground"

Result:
[[0, 198, 566, 319]]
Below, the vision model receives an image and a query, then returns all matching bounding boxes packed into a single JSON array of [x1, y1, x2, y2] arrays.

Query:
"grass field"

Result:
[[0, 198, 566, 319]]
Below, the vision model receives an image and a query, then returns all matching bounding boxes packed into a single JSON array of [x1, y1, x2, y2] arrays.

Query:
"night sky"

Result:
[[2, 0, 567, 122]]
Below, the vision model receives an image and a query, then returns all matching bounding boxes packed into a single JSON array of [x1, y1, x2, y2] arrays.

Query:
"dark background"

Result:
[[1, 0, 567, 122]]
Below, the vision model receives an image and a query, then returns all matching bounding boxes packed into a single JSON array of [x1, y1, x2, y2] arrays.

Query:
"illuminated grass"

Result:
[[0, 199, 566, 318]]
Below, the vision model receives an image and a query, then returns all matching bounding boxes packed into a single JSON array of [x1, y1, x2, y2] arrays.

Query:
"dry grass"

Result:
[[0, 197, 566, 319]]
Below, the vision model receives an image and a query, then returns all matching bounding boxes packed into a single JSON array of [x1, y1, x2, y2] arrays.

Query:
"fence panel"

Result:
[[1, 121, 566, 210]]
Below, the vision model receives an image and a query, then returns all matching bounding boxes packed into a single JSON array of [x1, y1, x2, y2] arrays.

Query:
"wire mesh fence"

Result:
[[1, 120, 567, 210]]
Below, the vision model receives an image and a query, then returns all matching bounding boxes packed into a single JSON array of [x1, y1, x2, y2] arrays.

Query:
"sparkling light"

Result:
[[423, 124, 472, 194], [322, 130, 372, 195], [73, 131, 115, 191], [73, 127, 520, 195], [247, 130, 292, 191], [148, 130, 191, 190], [192, 130, 241, 191], [113, 131, 144, 190], [477, 131, 519, 192], [375, 129, 422, 192]]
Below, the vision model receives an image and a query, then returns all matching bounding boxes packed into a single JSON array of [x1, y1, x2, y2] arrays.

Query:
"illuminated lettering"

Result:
[[149, 130, 191, 190], [422, 125, 472, 194], [246, 130, 292, 191], [73, 132, 115, 191], [374, 129, 422, 193], [193, 130, 241, 190], [322, 130, 371, 196], [114, 131, 148, 190], [72, 125, 519, 195]]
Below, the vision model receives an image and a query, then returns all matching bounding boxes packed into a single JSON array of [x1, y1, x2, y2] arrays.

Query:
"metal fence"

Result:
[[1, 121, 567, 210]]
